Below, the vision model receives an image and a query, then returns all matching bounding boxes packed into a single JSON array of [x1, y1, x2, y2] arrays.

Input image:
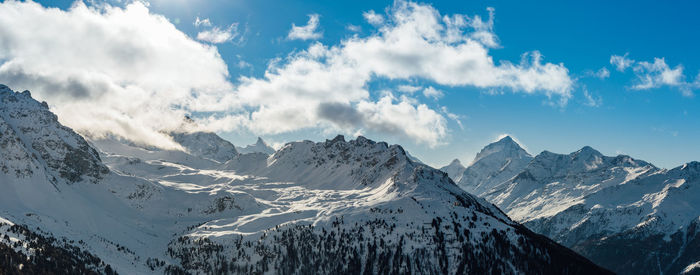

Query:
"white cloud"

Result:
[[342, 3, 572, 103], [595, 67, 610, 79], [397, 84, 421, 93], [0, 0, 575, 149], [363, 10, 384, 25], [346, 24, 361, 32], [0, 1, 234, 149], [231, 1, 573, 146], [197, 23, 239, 44], [632, 58, 685, 89], [422, 86, 443, 99], [237, 60, 251, 69], [356, 95, 447, 146], [194, 16, 211, 27], [440, 106, 463, 129], [610, 53, 633, 72], [583, 67, 609, 80], [611, 54, 694, 96], [287, 14, 322, 40]]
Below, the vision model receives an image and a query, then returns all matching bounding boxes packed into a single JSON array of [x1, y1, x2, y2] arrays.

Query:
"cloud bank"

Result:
[[0, 1, 234, 149], [0, 0, 574, 149], [235, 2, 573, 146]]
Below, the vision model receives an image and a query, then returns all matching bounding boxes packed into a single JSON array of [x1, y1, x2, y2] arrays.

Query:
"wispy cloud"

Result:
[[610, 53, 633, 72], [197, 23, 239, 44], [611, 53, 696, 96], [397, 85, 421, 94], [194, 16, 211, 27], [582, 88, 602, 107], [593, 67, 610, 79], [422, 86, 444, 100], [440, 106, 463, 130], [288, 14, 322, 40], [363, 10, 384, 25]]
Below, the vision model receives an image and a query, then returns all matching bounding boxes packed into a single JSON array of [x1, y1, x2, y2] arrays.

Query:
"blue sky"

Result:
[[6, 0, 700, 168]]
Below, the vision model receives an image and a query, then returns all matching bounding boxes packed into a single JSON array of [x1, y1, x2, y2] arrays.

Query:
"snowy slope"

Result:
[[450, 136, 700, 274], [161, 135, 608, 274], [235, 137, 275, 155], [486, 146, 656, 222], [0, 85, 609, 274], [0, 85, 171, 274], [524, 161, 700, 274]]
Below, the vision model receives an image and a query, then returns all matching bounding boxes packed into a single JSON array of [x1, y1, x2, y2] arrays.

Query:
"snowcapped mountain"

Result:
[[441, 136, 532, 196], [524, 160, 700, 274], [0, 84, 108, 186], [440, 159, 466, 182], [159, 135, 608, 274], [170, 131, 238, 163], [448, 136, 700, 274], [0, 86, 609, 274], [235, 137, 275, 155]]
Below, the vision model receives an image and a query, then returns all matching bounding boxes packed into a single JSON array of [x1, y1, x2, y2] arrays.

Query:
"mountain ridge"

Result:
[[0, 86, 610, 274], [445, 135, 699, 274]]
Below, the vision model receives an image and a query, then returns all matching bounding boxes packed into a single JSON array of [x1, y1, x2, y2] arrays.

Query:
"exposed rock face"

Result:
[[0, 84, 108, 185]]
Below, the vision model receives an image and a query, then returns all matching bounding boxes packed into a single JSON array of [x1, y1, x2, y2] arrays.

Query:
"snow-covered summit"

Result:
[[235, 136, 275, 155], [440, 158, 466, 182], [446, 136, 533, 196], [0, 85, 108, 185], [472, 135, 530, 165], [446, 135, 699, 274], [161, 134, 608, 274], [170, 131, 238, 163], [93, 132, 607, 273], [0, 91, 609, 274]]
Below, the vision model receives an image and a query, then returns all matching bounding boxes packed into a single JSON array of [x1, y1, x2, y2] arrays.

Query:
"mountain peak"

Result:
[[329, 134, 345, 143], [440, 158, 467, 183], [571, 146, 603, 159], [0, 85, 109, 184], [256, 137, 266, 146], [679, 161, 700, 174], [497, 135, 515, 144], [472, 135, 530, 164], [236, 136, 276, 155], [170, 131, 239, 163]]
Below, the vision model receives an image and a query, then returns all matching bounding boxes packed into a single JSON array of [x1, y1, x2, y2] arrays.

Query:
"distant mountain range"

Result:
[[442, 136, 700, 274], [0, 84, 608, 274]]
